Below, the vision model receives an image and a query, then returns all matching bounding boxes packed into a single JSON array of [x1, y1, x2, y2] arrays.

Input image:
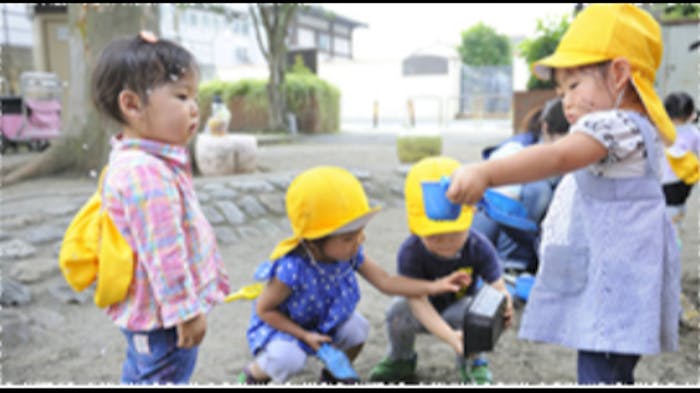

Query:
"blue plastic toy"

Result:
[[421, 176, 461, 220], [316, 343, 360, 383]]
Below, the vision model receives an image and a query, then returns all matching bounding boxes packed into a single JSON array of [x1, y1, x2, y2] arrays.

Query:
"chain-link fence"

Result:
[[458, 65, 512, 118]]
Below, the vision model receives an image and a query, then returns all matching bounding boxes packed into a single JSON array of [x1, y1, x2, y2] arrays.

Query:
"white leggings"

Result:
[[255, 311, 369, 383]]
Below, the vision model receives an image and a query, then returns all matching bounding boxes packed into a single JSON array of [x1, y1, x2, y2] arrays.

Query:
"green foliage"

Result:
[[198, 73, 340, 133], [458, 22, 512, 66], [396, 135, 443, 164], [660, 3, 699, 21], [289, 54, 313, 75], [518, 15, 571, 90]]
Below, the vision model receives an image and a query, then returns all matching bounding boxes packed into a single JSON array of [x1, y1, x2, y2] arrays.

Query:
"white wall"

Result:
[[218, 56, 463, 127], [658, 21, 700, 103]]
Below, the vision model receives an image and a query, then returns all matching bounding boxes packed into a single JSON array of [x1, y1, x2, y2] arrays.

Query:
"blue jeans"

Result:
[[120, 327, 198, 385], [577, 350, 640, 384]]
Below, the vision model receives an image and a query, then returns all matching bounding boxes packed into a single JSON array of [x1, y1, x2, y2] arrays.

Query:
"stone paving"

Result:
[[0, 162, 407, 308]]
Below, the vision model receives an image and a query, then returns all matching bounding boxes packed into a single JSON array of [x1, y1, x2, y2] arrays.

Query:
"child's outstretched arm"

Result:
[[407, 296, 464, 356], [446, 132, 607, 205], [256, 277, 332, 352], [358, 256, 471, 296]]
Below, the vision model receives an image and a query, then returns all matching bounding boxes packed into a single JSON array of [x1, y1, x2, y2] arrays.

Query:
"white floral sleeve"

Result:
[[571, 110, 648, 178]]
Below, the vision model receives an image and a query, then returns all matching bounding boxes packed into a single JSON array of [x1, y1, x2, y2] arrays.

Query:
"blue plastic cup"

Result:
[[421, 176, 461, 220]]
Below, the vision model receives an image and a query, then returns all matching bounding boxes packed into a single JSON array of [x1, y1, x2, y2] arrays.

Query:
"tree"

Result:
[[2, 4, 159, 186], [458, 22, 512, 66], [249, 3, 299, 132], [518, 15, 570, 90]]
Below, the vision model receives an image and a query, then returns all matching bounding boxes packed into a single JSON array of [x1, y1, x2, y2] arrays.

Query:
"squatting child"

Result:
[[237, 166, 470, 384], [368, 156, 513, 385]]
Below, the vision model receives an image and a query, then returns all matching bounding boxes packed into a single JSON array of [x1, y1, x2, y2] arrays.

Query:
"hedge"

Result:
[[198, 74, 340, 134]]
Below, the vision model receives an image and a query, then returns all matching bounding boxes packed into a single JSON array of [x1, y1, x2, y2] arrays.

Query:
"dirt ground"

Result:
[[2, 129, 699, 386]]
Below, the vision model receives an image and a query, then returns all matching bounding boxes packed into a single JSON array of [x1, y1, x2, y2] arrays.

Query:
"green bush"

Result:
[[518, 15, 571, 90], [396, 135, 443, 164], [198, 74, 340, 134]]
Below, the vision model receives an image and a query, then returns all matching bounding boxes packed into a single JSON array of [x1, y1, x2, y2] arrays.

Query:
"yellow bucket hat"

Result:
[[532, 3, 675, 145], [269, 166, 381, 260], [405, 156, 474, 237]]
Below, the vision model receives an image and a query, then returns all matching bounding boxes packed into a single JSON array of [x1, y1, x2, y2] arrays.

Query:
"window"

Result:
[[333, 36, 350, 56], [234, 47, 249, 63], [297, 27, 315, 48], [317, 32, 330, 52]]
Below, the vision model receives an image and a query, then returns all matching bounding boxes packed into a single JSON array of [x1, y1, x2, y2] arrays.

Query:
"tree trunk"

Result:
[[250, 4, 297, 133], [1, 4, 159, 186]]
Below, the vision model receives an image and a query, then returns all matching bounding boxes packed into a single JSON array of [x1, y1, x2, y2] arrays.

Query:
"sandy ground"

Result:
[[2, 130, 699, 386]]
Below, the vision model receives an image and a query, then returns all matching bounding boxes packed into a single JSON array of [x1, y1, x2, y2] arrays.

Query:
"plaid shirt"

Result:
[[102, 135, 230, 331]]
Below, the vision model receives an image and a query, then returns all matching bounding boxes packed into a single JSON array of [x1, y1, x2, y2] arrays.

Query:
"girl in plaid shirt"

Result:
[[90, 31, 230, 384]]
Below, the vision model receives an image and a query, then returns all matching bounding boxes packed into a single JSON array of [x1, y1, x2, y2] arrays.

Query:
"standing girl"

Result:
[[238, 166, 470, 384], [91, 32, 230, 384], [660, 91, 700, 239], [445, 4, 680, 385]]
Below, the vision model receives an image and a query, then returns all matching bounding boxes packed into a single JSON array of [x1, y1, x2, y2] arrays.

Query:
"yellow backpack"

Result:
[[666, 150, 700, 185], [59, 166, 135, 308]]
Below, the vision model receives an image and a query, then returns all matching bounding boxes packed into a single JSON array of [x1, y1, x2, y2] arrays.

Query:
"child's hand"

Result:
[[303, 331, 333, 352], [501, 291, 514, 329], [176, 313, 207, 348], [446, 163, 490, 206], [450, 329, 464, 356], [431, 270, 472, 295]]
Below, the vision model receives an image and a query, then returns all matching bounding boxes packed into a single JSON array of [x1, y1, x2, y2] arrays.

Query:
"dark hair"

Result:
[[664, 92, 696, 121], [520, 105, 544, 139], [90, 34, 199, 126], [540, 97, 569, 136]]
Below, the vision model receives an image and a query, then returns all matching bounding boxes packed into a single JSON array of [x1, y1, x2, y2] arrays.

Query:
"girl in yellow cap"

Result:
[[446, 4, 680, 385], [237, 166, 471, 384]]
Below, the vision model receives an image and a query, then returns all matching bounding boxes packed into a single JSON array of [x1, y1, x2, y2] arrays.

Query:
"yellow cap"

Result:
[[533, 3, 675, 145], [405, 156, 474, 237], [269, 166, 381, 260]]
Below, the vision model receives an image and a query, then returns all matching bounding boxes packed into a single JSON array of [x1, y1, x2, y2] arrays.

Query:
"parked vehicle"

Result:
[[1, 72, 63, 154]]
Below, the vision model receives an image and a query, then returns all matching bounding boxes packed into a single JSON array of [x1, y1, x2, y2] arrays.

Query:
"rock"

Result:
[[238, 195, 267, 218], [201, 206, 226, 225], [0, 239, 37, 260], [43, 203, 81, 218], [1, 213, 45, 229], [25, 225, 65, 245], [228, 180, 275, 193], [236, 225, 262, 239], [1, 277, 32, 306], [7, 257, 60, 284], [197, 191, 211, 204], [209, 188, 238, 200], [267, 176, 294, 191], [254, 218, 283, 236], [49, 282, 91, 304], [350, 169, 371, 181], [0, 229, 9, 241], [214, 226, 239, 245], [258, 194, 286, 215], [215, 201, 246, 225], [195, 133, 258, 176]]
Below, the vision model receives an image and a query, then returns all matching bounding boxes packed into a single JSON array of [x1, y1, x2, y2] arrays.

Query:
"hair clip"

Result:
[[139, 30, 158, 43]]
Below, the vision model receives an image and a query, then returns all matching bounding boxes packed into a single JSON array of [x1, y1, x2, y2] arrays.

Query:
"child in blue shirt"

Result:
[[237, 166, 470, 384], [368, 156, 513, 385]]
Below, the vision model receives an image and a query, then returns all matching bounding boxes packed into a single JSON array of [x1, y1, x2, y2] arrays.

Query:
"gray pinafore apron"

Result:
[[518, 111, 680, 355]]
